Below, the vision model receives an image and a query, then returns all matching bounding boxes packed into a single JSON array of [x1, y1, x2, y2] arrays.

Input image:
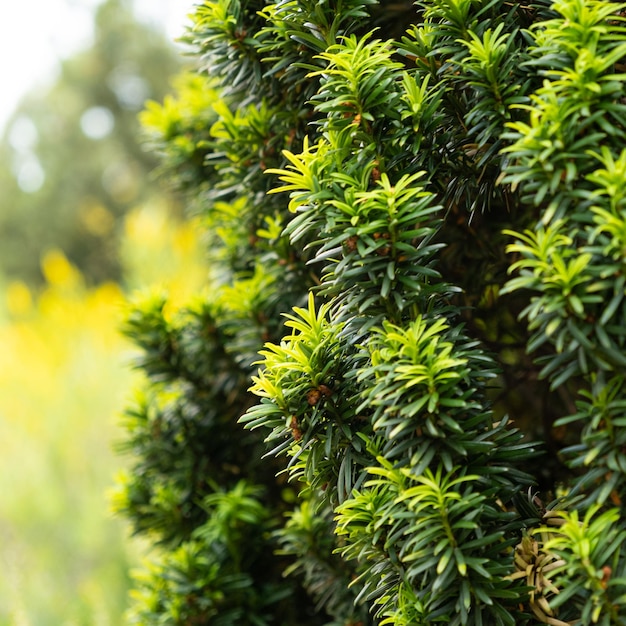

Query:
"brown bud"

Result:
[[319, 384, 332, 397], [344, 235, 358, 252], [289, 415, 302, 441], [306, 389, 322, 405]]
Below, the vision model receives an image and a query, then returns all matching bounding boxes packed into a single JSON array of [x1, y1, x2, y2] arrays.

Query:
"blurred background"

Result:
[[0, 1, 207, 624]]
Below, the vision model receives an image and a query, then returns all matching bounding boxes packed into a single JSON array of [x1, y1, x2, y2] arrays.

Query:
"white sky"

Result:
[[0, 0, 195, 133]]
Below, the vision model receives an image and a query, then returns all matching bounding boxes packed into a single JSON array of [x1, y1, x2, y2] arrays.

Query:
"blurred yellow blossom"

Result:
[[41, 249, 82, 289], [5, 281, 33, 317]]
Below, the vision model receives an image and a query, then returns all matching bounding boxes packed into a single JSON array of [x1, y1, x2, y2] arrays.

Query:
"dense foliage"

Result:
[[116, 0, 626, 623]]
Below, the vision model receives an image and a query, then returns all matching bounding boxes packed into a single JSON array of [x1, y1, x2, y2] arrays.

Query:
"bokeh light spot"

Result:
[[80, 106, 115, 140], [16, 156, 45, 193]]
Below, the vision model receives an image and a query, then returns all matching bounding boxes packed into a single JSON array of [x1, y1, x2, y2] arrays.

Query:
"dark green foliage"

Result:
[[126, 481, 298, 626], [116, 0, 626, 623]]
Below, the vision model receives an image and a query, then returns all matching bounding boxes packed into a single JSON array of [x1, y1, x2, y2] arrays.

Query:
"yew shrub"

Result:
[[115, 0, 626, 623]]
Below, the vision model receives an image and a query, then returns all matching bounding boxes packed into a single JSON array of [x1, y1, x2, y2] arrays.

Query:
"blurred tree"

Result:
[[0, 0, 182, 286]]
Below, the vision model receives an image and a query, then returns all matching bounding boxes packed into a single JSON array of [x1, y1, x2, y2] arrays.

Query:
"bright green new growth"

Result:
[[115, 0, 626, 623]]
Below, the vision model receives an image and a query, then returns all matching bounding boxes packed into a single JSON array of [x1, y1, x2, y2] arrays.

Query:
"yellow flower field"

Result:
[[0, 203, 206, 625]]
